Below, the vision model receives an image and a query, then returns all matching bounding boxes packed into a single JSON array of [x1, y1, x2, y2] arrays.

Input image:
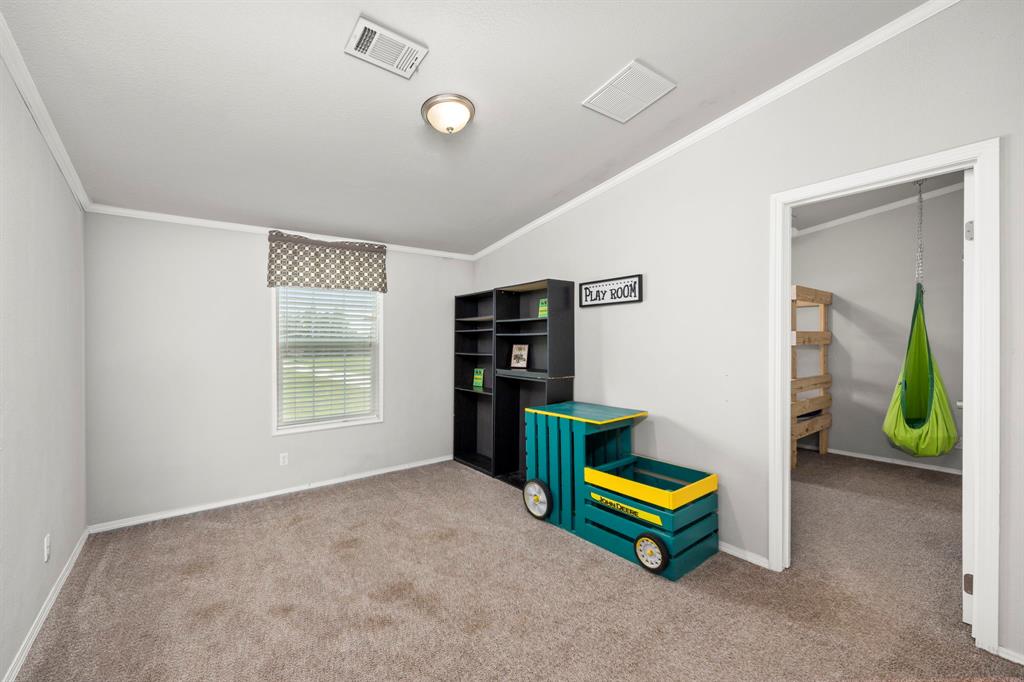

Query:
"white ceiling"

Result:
[[1, 0, 921, 253], [792, 171, 963, 230]]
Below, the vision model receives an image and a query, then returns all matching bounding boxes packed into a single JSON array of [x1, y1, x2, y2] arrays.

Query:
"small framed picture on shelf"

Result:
[[510, 344, 529, 369], [473, 368, 485, 390], [538, 297, 548, 318]]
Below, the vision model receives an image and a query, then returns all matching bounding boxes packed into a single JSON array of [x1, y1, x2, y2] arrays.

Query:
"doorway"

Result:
[[766, 139, 1001, 652]]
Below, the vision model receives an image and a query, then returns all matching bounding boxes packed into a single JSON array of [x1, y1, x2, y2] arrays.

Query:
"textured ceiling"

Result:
[[1, 0, 921, 253]]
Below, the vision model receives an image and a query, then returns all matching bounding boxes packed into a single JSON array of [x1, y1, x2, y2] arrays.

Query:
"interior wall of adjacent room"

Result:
[[0, 64, 86, 675], [793, 188, 964, 470], [84, 212, 472, 526], [471, 1, 1023, 652]]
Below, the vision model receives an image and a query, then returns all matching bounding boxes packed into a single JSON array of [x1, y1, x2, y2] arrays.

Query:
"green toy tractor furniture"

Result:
[[522, 402, 718, 580]]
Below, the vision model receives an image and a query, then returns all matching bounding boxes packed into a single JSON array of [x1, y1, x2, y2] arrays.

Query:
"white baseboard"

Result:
[[4, 454, 1014, 674], [5, 456, 452, 680], [88, 455, 453, 533], [719, 541, 772, 570], [3, 530, 89, 682], [827, 448, 962, 475]]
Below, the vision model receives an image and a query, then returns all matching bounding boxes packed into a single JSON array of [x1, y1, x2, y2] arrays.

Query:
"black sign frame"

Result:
[[579, 274, 644, 308]]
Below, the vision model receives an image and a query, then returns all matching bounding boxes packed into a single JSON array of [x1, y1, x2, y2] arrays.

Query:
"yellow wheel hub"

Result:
[[635, 536, 665, 571], [524, 481, 550, 520]]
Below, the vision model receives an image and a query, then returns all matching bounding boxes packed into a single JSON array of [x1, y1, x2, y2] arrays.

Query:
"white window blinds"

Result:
[[275, 287, 381, 429]]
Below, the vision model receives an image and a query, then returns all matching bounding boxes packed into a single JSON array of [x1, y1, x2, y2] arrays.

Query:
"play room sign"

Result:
[[579, 274, 643, 307]]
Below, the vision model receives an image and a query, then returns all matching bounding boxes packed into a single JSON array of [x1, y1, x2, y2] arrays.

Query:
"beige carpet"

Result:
[[17, 455, 1023, 681]]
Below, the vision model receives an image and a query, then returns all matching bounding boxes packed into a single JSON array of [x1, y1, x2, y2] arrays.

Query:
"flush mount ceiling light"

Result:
[[421, 94, 475, 134]]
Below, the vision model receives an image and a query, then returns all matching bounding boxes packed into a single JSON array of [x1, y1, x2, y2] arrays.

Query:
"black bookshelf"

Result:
[[453, 290, 495, 475], [453, 279, 574, 485]]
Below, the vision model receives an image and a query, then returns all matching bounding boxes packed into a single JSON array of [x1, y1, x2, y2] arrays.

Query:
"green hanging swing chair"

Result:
[[882, 181, 958, 457]]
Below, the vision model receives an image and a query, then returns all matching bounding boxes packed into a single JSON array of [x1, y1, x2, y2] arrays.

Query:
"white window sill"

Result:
[[272, 415, 383, 436]]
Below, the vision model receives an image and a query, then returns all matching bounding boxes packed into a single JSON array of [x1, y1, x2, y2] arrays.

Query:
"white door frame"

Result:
[[766, 138, 1001, 652]]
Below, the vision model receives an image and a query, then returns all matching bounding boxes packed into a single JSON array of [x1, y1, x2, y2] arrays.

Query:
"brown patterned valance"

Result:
[[267, 230, 387, 293]]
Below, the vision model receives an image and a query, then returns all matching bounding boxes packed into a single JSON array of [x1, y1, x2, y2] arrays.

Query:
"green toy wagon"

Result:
[[522, 402, 718, 580]]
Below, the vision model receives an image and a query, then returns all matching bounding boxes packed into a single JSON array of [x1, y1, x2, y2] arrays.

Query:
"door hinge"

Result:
[[964, 573, 974, 595], [964, 220, 975, 241]]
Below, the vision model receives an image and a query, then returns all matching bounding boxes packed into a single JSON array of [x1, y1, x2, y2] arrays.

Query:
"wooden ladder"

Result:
[[791, 285, 833, 468]]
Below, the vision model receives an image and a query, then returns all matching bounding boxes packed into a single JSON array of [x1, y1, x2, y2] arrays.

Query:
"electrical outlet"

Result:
[[279, 453, 289, 466], [43, 534, 51, 563]]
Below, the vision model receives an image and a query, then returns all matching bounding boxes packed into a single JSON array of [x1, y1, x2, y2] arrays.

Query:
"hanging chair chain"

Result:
[[915, 179, 925, 285]]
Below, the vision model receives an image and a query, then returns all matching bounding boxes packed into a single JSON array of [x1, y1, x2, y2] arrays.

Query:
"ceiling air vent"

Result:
[[582, 60, 676, 123], [344, 17, 428, 79]]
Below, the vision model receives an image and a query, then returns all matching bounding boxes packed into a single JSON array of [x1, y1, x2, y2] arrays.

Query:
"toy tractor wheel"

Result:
[[522, 479, 553, 520], [634, 533, 669, 574]]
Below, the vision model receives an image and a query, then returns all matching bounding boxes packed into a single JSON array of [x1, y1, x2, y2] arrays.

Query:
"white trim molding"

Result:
[[272, 415, 383, 436], [768, 138, 1001, 653], [793, 182, 964, 238], [827, 448, 962, 476], [0, 16, 473, 260], [3, 531, 89, 682], [997, 648, 1024, 667], [471, 0, 961, 260], [719, 541, 771, 570], [87, 455, 453, 533], [88, 204, 475, 261], [2, 0, 959, 260], [0, 11, 89, 210], [5, 456, 454, 679]]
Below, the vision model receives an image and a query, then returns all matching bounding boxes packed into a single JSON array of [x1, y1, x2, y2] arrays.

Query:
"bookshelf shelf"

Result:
[[455, 386, 493, 396], [496, 369, 549, 381], [454, 279, 574, 485]]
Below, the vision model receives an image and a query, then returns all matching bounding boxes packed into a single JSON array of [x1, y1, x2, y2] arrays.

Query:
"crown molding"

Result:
[[86, 204, 475, 260], [2, 1, 960, 260], [471, 0, 961, 261], [0, 10, 89, 210], [792, 181, 964, 238], [0, 8, 472, 260]]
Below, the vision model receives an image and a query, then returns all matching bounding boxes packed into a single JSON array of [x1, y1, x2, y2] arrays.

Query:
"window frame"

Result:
[[270, 286, 384, 436]]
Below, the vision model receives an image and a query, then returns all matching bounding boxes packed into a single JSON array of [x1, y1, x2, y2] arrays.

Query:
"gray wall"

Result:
[[85, 213, 472, 525], [471, 1, 1024, 652], [793, 189, 964, 470], [0, 65, 86, 675]]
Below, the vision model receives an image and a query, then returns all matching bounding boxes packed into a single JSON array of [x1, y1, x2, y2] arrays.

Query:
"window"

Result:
[[274, 287, 381, 432]]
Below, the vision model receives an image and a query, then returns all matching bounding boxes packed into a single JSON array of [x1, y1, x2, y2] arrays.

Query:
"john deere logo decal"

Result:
[[590, 492, 662, 526]]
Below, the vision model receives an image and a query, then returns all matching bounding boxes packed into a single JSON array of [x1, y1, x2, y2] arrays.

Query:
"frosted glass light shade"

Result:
[[421, 94, 475, 134]]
